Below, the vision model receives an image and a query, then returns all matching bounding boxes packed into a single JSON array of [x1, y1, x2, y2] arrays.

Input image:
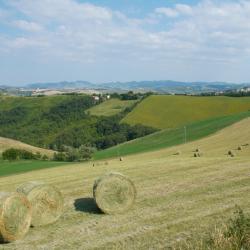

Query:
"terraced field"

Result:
[[122, 95, 250, 129], [0, 118, 249, 249]]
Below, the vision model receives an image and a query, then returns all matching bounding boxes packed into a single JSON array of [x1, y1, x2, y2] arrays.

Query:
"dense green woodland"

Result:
[[0, 94, 155, 152]]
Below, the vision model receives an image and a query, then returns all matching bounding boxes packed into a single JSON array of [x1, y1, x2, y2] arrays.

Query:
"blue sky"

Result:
[[0, 0, 250, 85]]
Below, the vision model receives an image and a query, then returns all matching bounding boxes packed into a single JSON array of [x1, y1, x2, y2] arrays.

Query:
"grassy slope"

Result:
[[94, 111, 250, 160], [0, 160, 70, 177], [86, 99, 137, 116], [0, 95, 71, 112], [122, 95, 250, 129], [0, 137, 55, 156], [0, 118, 249, 249]]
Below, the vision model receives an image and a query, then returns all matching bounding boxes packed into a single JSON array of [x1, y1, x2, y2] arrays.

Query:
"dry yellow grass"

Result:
[[0, 118, 250, 249], [0, 137, 54, 157]]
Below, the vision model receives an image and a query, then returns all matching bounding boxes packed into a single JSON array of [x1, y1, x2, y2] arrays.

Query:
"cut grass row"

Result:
[[94, 111, 250, 160]]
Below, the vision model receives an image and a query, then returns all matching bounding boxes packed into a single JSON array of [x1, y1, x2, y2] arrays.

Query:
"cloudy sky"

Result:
[[0, 0, 250, 85]]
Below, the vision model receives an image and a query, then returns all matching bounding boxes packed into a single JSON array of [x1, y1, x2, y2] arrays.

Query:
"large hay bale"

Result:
[[0, 192, 31, 243], [17, 181, 64, 227], [93, 172, 136, 215]]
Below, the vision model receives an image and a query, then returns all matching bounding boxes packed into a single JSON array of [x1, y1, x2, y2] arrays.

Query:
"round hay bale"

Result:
[[16, 181, 64, 227], [93, 172, 136, 215], [238, 146, 242, 151], [0, 192, 31, 243], [195, 148, 200, 152]]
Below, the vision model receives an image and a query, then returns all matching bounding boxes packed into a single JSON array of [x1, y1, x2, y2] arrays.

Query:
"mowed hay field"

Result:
[[86, 99, 138, 116], [0, 118, 250, 249], [0, 137, 54, 157], [122, 95, 250, 129]]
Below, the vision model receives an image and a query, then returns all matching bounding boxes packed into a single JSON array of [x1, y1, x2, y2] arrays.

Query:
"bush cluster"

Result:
[[53, 145, 95, 162], [2, 148, 47, 161]]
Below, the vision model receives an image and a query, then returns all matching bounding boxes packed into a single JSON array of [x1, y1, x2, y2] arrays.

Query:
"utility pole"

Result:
[[184, 126, 187, 143]]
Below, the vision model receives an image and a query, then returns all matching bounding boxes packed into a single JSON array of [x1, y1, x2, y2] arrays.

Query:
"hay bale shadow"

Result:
[[74, 198, 102, 214]]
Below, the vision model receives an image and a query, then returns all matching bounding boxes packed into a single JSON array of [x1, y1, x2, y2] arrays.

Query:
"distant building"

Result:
[[92, 96, 100, 101]]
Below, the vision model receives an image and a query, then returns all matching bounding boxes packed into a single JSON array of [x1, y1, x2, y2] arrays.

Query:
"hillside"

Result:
[[86, 99, 137, 117], [95, 111, 250, 160], [122, 95, 250, 129], [0, 118, 249, 249], [0, 95, 154, 151], [0, 137, 54, 157]]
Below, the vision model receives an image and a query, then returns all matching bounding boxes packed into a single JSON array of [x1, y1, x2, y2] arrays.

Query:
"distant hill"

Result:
[[122, 95, 250, 129], [20, 80, 250, 94], [27, 81, 96, 89], [0, 137, 54, 157]]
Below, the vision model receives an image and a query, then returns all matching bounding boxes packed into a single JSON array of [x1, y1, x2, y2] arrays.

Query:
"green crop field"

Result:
[[122, 95, 250, 129], [0, 160, 70, 177], [86, 98, 138, 116], [94, 111, 250, 160], [0, 118, 249, 249]]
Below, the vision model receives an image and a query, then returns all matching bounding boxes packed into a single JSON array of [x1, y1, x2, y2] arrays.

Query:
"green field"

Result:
[[94, 111, 250, 160], [122, 95, 250, 129], [0, 118, 249, 249], [0, 160, 70, 177], [86, 98, 138, 116]]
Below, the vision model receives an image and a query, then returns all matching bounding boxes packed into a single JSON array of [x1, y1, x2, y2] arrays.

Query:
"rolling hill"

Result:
[[0, 137, 54, 156], [122, 95, 250, 129], [95, 111, 250, 160], [0, 117, 249, 249]]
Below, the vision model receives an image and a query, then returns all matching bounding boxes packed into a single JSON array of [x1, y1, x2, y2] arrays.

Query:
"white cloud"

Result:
[[12, 20, 43, 32], [1, 0, 250, 83], [155, 7, 179, 18]]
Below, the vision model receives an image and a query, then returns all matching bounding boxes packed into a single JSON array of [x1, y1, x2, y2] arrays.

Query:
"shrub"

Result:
[[2, 148, 37, 161]]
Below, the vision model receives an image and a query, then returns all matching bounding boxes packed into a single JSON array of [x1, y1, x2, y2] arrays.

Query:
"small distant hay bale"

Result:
[[228, 150, 235, 157], [0, 192, 32, 243], [93, 172, 136, 215], [173, 151, 181, 156], [119, 157, 123, 161], [194, 152, 200, 157], [237, 146, 242, 151], [195, 148, 200, 152], [17, 181, 64, 227]]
